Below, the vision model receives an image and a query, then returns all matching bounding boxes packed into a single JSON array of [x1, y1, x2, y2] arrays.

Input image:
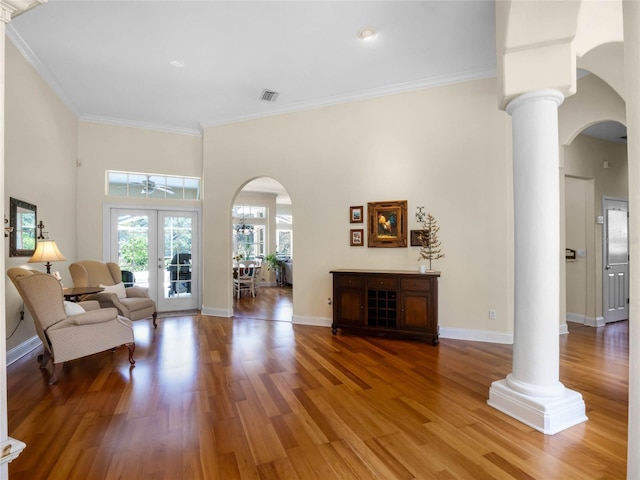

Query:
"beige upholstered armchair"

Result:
[[7, 267, 135, 385], [69, 260, 158, 327]]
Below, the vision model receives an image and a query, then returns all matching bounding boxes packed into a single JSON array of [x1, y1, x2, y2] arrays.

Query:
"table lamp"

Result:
[[28, 240, 66, 274]]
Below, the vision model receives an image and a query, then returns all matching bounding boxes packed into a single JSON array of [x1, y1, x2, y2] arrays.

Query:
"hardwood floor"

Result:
[[7, 305, 628, 479]]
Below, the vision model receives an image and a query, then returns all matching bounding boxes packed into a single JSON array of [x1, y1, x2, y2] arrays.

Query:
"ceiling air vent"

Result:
[[260, 89, 279, 102]]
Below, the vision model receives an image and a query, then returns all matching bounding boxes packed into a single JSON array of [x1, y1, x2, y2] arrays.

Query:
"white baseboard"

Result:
[[439, 327, 513, 344], [7, 336, 42, 366], [566, 312, 605, 327], [201, 306, 232, 318], [559, 323, 569, 335], [292, 315, 332, 327]]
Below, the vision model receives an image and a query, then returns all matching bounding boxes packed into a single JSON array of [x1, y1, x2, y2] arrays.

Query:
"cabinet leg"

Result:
[[332, 327, 337, 335]]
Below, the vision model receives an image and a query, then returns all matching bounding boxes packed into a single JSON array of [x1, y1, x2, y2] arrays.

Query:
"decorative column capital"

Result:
[[0, 0, 46, 23], [506, 89, 564, 116]]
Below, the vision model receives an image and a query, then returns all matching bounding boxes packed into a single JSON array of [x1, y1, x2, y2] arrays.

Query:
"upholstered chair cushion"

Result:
[[63, 301, 85, 316], [99, 282, 127, 299]]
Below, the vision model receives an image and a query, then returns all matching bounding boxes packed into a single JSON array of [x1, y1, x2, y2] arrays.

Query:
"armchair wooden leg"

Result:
[[37, 349, 51, 369], [152, 312, 158, 328], [126, 342, 136, 365], [49, 363, 63, 385]]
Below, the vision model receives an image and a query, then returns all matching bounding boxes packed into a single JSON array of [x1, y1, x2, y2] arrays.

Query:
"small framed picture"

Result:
[[350, 229, 364, 246], [350, 206, 363, 223], [410, 229, 429, 247]]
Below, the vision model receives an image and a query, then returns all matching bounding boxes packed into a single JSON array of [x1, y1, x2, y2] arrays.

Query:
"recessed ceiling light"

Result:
[[358, 26, 376, 40], [169, 59, 184, 68]]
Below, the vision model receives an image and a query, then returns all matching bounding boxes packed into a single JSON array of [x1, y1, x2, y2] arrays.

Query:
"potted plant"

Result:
[[264, 253, 284, 285]]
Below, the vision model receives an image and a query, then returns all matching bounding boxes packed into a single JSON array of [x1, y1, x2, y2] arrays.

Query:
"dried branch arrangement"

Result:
[[415, 206, 444, 272]]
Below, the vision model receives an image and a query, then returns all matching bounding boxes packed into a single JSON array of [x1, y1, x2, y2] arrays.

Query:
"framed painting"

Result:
[[367, 200, 407, 248], [350, 229, 364, 246], [350, 205, 363, 223]]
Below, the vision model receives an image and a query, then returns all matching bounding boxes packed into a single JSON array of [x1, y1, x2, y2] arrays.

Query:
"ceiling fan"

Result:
[[134, 176, 174, 195]]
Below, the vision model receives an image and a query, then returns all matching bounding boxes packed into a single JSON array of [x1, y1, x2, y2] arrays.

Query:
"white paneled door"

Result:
[[603, 198, 629, 324], [109, 208, 199, 312]]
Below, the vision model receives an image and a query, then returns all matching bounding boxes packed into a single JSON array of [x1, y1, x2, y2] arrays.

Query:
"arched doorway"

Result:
[[231, 177, 293, 321], [563, 120, 628, 327]]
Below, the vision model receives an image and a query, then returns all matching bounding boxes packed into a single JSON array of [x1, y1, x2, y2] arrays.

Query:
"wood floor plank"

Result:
[[6, 288, 629, 479]]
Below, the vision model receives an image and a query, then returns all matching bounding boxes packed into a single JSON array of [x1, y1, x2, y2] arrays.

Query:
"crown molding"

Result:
[[201, 67, 497, 128], [79, 114, 202, 137], [7, 21, 494, 136], [6, 24, 79, 116], [1, 0, 45, 21]]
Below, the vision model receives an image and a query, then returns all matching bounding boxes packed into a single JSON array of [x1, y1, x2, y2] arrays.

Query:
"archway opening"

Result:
[[563, 120, 628, 328], [231, 177, 293, 322]]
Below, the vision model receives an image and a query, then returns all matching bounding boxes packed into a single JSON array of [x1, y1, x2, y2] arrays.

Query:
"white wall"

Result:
[[76, 121, 203, 261], [4, 40, 78, 354], [565, 176, 590, 318], [202, 78, 515, 338]]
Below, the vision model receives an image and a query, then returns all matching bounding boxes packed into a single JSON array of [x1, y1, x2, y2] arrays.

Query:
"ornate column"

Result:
[[0, 1, 46, 477], [488, 89, 587, 434], [623, 2, 640, 477]]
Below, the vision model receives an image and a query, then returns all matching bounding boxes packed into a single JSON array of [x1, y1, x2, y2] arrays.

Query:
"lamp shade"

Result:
[[28, 240, 66, 273]]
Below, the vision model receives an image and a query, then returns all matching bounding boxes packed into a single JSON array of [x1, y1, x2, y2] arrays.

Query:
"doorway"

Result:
[[232, 178, 293, 321], [107, 208, 199, 312], [602, 197, 629, 323]]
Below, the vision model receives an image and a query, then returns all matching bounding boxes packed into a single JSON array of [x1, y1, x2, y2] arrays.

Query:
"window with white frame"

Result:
[[232, 205, 267, 261], [276, 214, 292, 257], [106, 171, 201, 200]]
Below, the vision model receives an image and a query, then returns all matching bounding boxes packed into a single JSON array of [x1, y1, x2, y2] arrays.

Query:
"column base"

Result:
[[488, 379, 587, 435]]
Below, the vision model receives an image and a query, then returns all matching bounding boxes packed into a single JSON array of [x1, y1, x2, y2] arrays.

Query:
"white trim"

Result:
[[203, 68, 496, 128], [6, 336, 41, 366], [0, 437, 26, 466], [80, 115, 202, 137], [439, 327, 513, 344], [201, 307, 232, 318], [488, 379, 587, 435], [6, 27, 77, 115], [559, 323, 569, 335], [566, 312, 605, 327], [292, 315, 331, 327]]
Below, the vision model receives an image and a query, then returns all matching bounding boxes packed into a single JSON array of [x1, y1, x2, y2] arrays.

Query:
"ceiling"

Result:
[[7, 1, 625, 204], [8, 1, 497, 135]]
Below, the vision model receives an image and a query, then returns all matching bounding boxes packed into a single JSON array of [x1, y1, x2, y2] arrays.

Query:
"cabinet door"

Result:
[[333, 275, 365, 326], [335, 287, 365, 326], [399, 291, 435, 333]]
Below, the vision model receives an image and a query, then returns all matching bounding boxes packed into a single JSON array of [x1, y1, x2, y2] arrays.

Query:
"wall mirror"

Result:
[[10, 197, 37, 257]]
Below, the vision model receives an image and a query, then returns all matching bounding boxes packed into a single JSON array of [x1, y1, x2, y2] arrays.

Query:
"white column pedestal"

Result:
[[489, 379, 587, 435], [488, 89, 586, 435]]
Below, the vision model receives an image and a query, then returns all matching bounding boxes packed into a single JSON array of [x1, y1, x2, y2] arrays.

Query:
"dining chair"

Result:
[[233, 262, 255, 299]]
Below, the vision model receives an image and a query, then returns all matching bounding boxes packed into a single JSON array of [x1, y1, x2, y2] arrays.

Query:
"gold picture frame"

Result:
[[367, 200, 407, 248]]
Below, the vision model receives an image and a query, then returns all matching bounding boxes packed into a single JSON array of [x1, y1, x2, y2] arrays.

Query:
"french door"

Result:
[[108, 208, 199, 312]]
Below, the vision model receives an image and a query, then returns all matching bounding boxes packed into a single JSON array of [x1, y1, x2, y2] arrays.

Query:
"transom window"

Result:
[[107, 171, 201, 200]]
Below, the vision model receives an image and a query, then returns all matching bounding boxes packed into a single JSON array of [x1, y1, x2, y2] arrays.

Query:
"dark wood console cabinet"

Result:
[[330, 269, 439, 344]]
